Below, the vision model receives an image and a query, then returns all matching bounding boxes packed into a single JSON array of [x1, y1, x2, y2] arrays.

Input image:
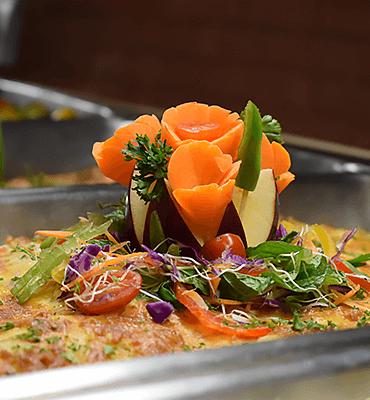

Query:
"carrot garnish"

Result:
[[92, 115, 160, 187], [167, 141, 240, 244], [276, 171, 295, 193], [260, 132, 295, 193], [34, 230, 73, 239], [333, 284, 361, 306], [18, 244, 37, 255], [105, 230, 119, 245], [161, 102, 244, 161], [260, 133, 274, 170], [108, 241, 130, 254], [271, 141, 291, 178]]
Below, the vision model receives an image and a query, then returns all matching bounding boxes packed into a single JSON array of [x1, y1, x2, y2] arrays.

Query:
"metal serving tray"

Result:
[[0, 78, 131, 179], [1, 144, 370, 399]]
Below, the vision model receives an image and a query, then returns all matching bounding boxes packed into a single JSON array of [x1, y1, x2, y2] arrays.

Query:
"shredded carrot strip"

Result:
[[208, 273, 221, 296], [245, 303, 252, 312], [205, 296, 245, 306], [62, 252, 148, 291], [35, 230, 73, 238], [109, 241, 129, 253], [18, 244, 36, 255], [105, 230, 119, 245], [333, 284, 361, 306]]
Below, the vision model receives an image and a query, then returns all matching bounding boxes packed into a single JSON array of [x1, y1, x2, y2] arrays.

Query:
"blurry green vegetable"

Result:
[[0, 104, 26, 121], [51, 107, 78, 121], [0, 123, 3, 183], [22, 102, 50, 119]]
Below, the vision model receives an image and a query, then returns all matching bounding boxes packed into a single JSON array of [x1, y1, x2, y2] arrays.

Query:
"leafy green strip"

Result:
[[11, 220, 112, 303], [219, 241, 349, 310], [235, 101, 262, 192]]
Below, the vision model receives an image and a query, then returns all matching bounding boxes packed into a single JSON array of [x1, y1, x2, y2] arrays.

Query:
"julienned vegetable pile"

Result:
[[10, 101, 370, 340]]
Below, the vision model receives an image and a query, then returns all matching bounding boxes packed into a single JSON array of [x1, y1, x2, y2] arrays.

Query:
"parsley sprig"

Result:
[[261, 115, 284, 144], [121, 133, 173, 203]]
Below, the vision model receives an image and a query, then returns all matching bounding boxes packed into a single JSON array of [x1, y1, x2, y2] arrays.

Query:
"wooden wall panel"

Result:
[[1, 0, 369, 149]]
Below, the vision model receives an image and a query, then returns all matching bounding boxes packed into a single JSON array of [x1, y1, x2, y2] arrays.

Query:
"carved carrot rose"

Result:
[[161, 102, 244, 161], [260, 133, 295, 193], [166, 141, 241, 244], [92, 115, 160, 186]]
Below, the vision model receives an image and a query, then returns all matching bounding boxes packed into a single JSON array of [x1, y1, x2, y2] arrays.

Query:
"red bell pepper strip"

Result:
[[174, 283, 272, 339], [333, 259, 370, 292]]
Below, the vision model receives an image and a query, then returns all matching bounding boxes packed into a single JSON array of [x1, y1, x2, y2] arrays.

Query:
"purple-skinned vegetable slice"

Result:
[[146, 301, 175, 323]]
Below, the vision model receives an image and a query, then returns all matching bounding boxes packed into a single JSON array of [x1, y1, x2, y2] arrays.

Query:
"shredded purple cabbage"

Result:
[[141, 245, 180, 280], [296, 236, 303, 246], [102, 244, 110, 252], [274, 224, 288, 240], [141, 245, 167, 265], [176, 242, 209, 266], [212, 248, 247, 266], [169, 259, 180, 281], [146, 301, 175, 323], [332, 228, 357, 261], [212, 249, 263, 271], [264, 298, 280, 307], [328, 285, 351, 294], [64, 244, 101, 284]]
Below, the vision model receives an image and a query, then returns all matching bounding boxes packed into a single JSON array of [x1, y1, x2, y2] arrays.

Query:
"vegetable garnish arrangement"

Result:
[[2, 100, 370, 375]]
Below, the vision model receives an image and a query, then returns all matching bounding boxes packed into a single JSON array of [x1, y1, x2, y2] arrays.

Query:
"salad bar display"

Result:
[[2, 98, 370, 399]]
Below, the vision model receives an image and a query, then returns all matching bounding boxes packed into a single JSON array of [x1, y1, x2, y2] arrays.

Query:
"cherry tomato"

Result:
[[333, 259, 370, 292], [75, 270, 142, 314], [201, 233, 246, 261]]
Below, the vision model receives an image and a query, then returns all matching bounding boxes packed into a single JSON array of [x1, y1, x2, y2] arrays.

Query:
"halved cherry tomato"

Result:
[[75, 270, 142, 314], [174, 283, 271, 339], [333, 259, 370, 292], [201, 233, 246, 260]]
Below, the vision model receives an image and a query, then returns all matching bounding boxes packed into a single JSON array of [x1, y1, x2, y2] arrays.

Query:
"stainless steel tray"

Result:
[[2, 102, 370, 398], [0, 78, 132, 179]]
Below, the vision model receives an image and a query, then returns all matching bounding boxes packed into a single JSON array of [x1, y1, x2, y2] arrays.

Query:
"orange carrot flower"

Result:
[[167, 141, 241, 244], [92, 115, 160, 186], [260, 133, 295, 193], [161, 102, 244, 161]]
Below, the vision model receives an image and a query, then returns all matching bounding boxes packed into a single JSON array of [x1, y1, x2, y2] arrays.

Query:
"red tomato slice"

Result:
[[201, 233, 246, 261], [333, 259, 370, 292], [75, 270, 142, 314], [174, 283, 272, 339]]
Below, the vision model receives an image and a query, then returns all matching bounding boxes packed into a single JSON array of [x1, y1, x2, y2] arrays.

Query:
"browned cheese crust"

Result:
[[2, 220, 370, 376]]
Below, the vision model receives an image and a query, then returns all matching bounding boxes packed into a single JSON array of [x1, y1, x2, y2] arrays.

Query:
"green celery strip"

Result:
[[11, 220, 112, 303], [235, 101, 263, 192]]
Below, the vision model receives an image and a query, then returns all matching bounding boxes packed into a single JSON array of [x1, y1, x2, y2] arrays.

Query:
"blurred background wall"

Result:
[[0, 0, 369, 149]]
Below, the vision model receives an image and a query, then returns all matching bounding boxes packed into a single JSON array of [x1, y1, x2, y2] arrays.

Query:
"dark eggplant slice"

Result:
[[217, 201, 248, 247], [143, 183, 202, 252]]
